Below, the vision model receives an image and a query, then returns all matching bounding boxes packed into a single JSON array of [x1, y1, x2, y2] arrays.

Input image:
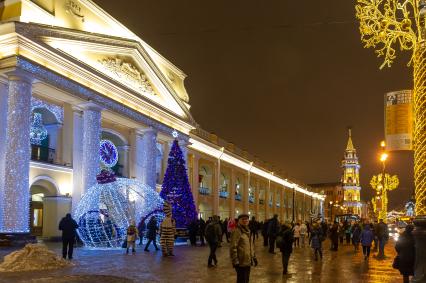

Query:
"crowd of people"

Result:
[[58, 212, 416, 283]]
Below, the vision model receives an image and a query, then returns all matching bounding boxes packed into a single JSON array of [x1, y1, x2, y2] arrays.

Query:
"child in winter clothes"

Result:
[[126, 221, 139, 254]]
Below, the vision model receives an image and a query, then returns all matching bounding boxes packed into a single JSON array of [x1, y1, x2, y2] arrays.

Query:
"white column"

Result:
[[140, 127, 157, 190], [81, 102, 102, 193], [265, 180, 270, 219], [129, 130, 142, 180], [213, 160, 220, 216], [72, 107, 83, 212], [0, 83, 8, 231], [118, 145, 130, 177], [161, 141, 170, 184], [1, 74, 32, 233], [191, 154, 200, 210]]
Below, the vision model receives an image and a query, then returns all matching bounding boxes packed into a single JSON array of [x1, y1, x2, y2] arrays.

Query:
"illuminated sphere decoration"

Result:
[[99, 139, 118, 168], [30, 112, 48, 145], [74, 171, 164, 249]]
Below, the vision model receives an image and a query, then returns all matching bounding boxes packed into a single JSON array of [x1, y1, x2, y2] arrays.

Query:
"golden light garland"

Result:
[[370, 173, 399, 221], [356, 0, 426, 215]]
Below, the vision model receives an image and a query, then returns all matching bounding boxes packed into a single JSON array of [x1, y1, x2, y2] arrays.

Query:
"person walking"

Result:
[[144, 216, 160, 252], [293, 223, 301, 248], [126, 220, 138, 254], [352, 223, 361, 252], [230, 214, 258, 283], [249, 216, 257, 244], [338, 222, 345, 245], [345, 222, 352, 245], [222, 218, 230, 243], [205, 215, 222, 267], [330, 222, 339, 251], [58, 213, 78, 260], [137, 218, 146, 246], [395, 224, 415, 283], [261, 219, 269, 247], [277, 223, 294, 275], [376, 219, 389, 259], [360, 223, 374, 260], [310, 222, 324, 261], [267, 215, 280, 254], [188, 219, 198, 246], [300, 222, 307, 247], [199, 217, 206, 246], [372, 220, 379, 252]]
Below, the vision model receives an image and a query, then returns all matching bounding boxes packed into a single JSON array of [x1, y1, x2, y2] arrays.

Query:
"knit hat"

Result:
[[238, 214, 249, 220]]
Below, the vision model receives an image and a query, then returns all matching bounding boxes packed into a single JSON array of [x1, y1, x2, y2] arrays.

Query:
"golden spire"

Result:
[[346, 128, 355, 151]]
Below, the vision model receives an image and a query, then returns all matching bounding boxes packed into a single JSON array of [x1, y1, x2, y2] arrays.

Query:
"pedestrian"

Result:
[[360, 223, 374, 260], [222, 218, 230, 243], [376, 219, 389, 259], [126, 220, 138, 254], [228, 217, 237, 234], [352, 223, 361, 252], [277, 223, 294, 275], [338, 222, 345, 244], [310, 222, 324, 261], [330, 222, 339, 251], [306, 221, 311, 240], [160, 202, 176, 257], [144, 216, 160, 252], [300, 222, 307, 247], [293, 223, 301, 248], [372, 220, 379, 252], [230, 214, 258, 283], [267, 215, 280, 253], [205, 215, 222, 267], [137, 218, 146, 246], [58, 213, 78, 260], [345, 222, 352, 245], [199, 217, 206, 246], [394, 224, 415, 283], [261, 219, 269, 247], [188, 219, 198, 246], [249, 216, 257, 244]]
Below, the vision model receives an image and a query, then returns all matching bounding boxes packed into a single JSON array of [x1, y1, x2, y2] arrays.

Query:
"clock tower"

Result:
[[341, 128, 362, 216]]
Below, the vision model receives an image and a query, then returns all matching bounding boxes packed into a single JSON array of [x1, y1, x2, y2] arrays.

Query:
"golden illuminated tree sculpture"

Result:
[[370, 173, 399, 221], [356, 0, 426, 215]]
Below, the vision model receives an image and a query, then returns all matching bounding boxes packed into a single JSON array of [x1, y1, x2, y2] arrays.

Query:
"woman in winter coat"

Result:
[[395, 225, 415, 283], [360, 224, 374, 260], [310, 223, 323, 261], [352, 223, 361, 252], [144, 216, 159, 252]]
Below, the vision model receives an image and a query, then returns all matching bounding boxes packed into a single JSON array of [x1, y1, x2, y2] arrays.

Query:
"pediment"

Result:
[[14, 24, 194, 122]]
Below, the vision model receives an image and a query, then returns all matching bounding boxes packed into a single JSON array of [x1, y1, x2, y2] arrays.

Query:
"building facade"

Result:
[[0, 0, 324, 238]]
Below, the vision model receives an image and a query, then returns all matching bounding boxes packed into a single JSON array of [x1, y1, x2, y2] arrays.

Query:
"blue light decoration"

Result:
[[160, 139, 197, 228], [99, 140, 118, 168], [74, 170, 164, 249], [30, 113, 48, 145]]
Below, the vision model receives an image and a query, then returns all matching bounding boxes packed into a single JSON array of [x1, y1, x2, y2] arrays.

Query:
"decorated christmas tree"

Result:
[[160, 139, 197, 228]]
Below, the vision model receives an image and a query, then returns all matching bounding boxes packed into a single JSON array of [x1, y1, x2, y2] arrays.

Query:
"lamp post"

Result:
[[329, 201, 333, 222]]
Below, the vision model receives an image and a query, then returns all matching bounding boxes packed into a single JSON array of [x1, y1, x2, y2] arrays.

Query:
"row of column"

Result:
[[190, 153, 320, 221]]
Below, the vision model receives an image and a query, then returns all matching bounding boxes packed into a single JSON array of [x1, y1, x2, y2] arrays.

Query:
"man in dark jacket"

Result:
[[267, 215, 280, 253], [144, 216, 159, 252], [376, 219, 389, 259], [261, 219, 269, 247], [249, 216, 257, 244], [205, 215, 222, 267], [277, 224, 294, 275], [58, 213, 78, 260], [199, 217, 206, 246], [395, 224, 415, 283], [329, 222, 339, 251]]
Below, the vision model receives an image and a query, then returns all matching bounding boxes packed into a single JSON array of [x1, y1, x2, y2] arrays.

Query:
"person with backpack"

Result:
[[310, 222, 324, 261], [230, 214, 257, 283], [205, 215, 222, 267], [144, 216, 159, 252], [360, 223, 374, 260], [126, 220, 139, 254], [58, 213, 79, 260], [276, 223, 294, 275]]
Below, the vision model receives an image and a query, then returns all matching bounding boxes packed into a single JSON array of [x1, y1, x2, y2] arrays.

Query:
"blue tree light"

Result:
[[160, 140, 197, 228]]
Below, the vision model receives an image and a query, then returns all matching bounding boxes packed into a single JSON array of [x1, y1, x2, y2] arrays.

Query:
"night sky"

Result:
[[94, 0, 414, 209]]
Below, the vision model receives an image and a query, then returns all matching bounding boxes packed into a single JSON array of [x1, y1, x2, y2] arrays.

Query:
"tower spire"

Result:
[[346, 127, 355, 151]]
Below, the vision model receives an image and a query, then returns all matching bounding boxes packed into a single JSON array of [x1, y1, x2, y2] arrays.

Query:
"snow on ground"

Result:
[[0, 244, 72, 272]]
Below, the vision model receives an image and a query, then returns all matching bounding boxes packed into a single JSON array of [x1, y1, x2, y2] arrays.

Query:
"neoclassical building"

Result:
[[0, 0, 324, 239]]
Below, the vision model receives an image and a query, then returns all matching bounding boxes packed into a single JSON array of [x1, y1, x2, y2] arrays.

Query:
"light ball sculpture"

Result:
[[74, 170, 164, 249]]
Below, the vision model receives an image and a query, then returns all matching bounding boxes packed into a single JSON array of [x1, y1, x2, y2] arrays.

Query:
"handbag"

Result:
[[392, 255, 400, 269]]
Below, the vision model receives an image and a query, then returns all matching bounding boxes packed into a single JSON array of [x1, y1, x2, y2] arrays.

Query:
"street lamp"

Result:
[[329, 201, 333, 222]]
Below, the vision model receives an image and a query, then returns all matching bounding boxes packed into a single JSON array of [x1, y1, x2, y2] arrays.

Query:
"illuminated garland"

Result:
[[356, 0, 426, 215], [370, 173, 399, 221]]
